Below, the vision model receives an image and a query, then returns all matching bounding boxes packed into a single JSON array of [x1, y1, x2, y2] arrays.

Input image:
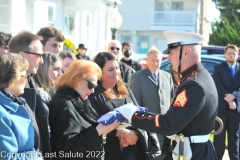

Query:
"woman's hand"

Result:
[[96, 120, 120, 136], [122, 129, 138, 145], [119, 137, 130, 147]]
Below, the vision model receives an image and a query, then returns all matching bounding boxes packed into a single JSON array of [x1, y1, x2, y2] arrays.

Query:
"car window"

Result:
[[160, 59, 223, 75], [201, 60, 221, 75], [160, 62, 171, 72], [201, 49, 208, 55]]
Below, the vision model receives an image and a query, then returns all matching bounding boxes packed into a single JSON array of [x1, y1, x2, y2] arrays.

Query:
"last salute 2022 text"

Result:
[[44, 151, 105, 158]]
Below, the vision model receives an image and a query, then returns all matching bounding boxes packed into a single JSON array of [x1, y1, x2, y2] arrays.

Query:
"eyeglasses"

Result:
[[110, 47, 120, 51], [22, 51, 43, 59], [84, 78, 98, 90]]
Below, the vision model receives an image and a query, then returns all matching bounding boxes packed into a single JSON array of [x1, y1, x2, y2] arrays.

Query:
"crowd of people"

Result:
[[0, 27, 239, 160]]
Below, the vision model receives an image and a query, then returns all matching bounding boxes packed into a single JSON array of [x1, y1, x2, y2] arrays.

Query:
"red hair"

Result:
[[56, 60, 101, 89]]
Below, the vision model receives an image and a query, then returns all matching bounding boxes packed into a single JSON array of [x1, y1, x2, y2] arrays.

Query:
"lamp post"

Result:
[[107, 1, 123, 40]]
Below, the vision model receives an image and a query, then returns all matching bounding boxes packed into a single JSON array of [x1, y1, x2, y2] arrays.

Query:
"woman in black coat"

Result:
[[88, 52, 161, 160], [48, 60, 119, 160]]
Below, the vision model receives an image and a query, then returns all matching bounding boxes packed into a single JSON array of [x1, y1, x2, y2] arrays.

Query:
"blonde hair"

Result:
[[225, 44, 239, 53], [147, 46, 162, 57], [56, 60, 102, 89]]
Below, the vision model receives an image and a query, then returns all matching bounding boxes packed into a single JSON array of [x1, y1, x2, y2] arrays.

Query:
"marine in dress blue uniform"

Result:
[[116, 31, 218, 160]]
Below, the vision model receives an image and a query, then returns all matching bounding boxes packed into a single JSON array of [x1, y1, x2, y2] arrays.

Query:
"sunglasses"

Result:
[[84, 78, 98, 90], [22, 51, 43, 59], [110, 47, 120, 51]]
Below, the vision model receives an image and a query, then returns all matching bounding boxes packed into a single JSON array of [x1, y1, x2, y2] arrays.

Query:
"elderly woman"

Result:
[[0, 53, 41, 159], [33, 53, 62, 102], [48, 59, 119, 160], [88, 52, 160, 160]]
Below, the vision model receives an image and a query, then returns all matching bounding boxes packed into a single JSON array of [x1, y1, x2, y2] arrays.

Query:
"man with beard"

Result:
[[213, 44, 240, 160], [120, 41, 141, 71]]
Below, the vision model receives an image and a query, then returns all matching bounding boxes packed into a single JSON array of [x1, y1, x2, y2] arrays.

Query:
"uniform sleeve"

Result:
[[132, 80, 205, 135], [50, 100, 103, 152], [130, 73, 142, 106], [212, 64, 228, 97]]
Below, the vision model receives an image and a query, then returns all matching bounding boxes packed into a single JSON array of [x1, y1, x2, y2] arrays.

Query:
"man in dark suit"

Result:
[[130, 46, 174, 148], [8, 31, 51, 159], [213, 44, 240, 160], [120, 41, 142, 71], [108, 40, 135, 84]]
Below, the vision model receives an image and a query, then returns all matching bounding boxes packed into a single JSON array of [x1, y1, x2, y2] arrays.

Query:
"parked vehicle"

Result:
[[201, 45, 226, 55], [160, 55, 226, 75]]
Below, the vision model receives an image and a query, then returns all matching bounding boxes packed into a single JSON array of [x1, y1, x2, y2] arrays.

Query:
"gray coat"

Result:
[[130, 67, 174, 114]]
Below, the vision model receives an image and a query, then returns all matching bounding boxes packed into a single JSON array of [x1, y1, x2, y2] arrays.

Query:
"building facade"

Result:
[[0, 0, 121, 58], [117, 0, 211, 60]]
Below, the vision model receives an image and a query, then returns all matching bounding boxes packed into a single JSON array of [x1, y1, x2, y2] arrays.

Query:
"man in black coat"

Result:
[[213, 44, 240, 160], [115, 31, 219, 160], [8, 31, 51, 159], [107, 40, 135, 84], [75, 43, 90, 60]]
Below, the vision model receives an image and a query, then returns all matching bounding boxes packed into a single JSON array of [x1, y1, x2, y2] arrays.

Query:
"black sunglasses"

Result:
[[110, 47, 120, 51], [22, 51, 43, 58], [84, 78, 98, 90]]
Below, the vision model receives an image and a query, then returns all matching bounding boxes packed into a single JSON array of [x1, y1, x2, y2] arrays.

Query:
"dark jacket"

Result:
[[48, 87, 104, 160], [132, 63, 218, 160], [120, 58, 142, 71], [76, 54, 90, 60], [88, 82, 160, 160], [213, 61, 240, 111], [20, 77, 51, 159], [119, 61, 135, 84]]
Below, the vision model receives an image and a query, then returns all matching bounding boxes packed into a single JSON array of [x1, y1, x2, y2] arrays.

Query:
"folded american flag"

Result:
[[97, 106, 148, 124]]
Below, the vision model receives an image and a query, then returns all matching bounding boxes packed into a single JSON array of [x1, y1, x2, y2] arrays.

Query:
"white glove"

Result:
[[114, 103, 138, 123]]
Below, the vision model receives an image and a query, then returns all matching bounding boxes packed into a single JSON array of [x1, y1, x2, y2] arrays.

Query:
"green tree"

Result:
[[212, 0, 240, 23], [210, 14, 240, 46]]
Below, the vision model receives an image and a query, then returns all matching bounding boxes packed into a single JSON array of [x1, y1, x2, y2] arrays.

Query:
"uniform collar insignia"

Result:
[[179, 63, 204, 82]]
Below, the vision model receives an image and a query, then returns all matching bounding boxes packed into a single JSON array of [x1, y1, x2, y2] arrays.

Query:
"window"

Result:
[[48, 6, 54, 27], [121, 35, 132, 42], [82, 11, 92, 41], [172, 1, 184, 10], [155, 0, 164, 11]]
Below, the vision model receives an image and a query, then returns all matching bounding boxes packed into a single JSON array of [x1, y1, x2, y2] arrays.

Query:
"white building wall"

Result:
[[118, 0, 153, 30], [117, 0, 210, 55], [11, 0, 26, 34]]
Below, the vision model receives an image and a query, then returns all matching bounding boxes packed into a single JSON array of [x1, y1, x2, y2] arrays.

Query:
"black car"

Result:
[[160, 55, 226, 75]]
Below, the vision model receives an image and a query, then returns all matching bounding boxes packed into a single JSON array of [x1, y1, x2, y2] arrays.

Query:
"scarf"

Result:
[[56, 87, 100, 123]]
